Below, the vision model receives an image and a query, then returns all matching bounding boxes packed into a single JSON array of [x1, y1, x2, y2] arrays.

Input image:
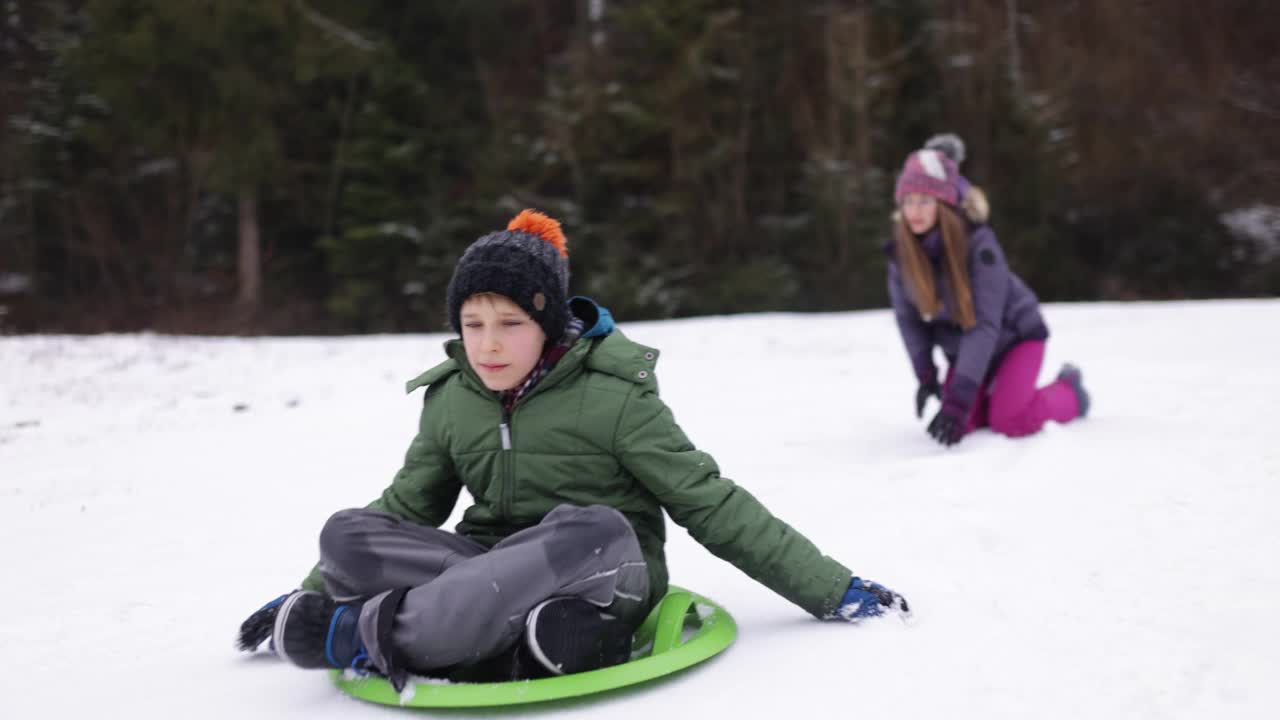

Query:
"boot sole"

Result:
[[273, 590, 322, 669]]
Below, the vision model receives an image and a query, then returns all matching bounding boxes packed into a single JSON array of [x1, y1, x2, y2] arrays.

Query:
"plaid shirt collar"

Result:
[[497, 315, 585, 412]]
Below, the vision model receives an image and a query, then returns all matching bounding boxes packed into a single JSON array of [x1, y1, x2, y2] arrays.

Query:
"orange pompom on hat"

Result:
[[507, 209, 567, 257], [446, 209, 572, 340]]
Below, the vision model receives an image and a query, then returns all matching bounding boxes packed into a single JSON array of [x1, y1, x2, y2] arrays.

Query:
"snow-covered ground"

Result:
[[2, 299, 1278, 718]]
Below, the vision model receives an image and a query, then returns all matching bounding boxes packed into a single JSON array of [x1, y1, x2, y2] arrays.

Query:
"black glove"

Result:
[[236, 593, 290, 652], [915, 379, 941, 418], [927, 404, 966, 447]]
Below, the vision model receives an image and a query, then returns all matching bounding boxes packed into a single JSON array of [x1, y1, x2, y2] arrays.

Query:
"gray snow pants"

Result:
[[316, 504, 649, 673]]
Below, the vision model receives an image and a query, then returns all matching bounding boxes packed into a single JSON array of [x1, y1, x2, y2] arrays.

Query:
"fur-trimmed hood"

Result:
[[962, 185, 989, 224]]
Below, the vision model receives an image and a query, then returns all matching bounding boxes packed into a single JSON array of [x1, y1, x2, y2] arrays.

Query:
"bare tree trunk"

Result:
[[237, 185, 261, 308], [824, 7, 841, 162], [324, 75, 358, 241], [1005, 0, 1023, 98], [851, 3, 869, 176], [563, 0, 592, 212]]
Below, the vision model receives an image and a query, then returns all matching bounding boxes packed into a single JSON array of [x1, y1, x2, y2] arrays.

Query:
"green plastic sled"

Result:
[[330, 585, 736, 708]]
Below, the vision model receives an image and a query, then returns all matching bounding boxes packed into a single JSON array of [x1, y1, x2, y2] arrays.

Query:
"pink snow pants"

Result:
[[945, 340, 1080, 438]]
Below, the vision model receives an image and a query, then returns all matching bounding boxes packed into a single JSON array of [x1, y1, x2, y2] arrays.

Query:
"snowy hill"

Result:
[[2, 299, 1277, 719]]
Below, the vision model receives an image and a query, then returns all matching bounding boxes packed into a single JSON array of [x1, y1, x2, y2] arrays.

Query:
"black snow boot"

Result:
[[523, 597, 634, 676], [272, 591, 366, 670]]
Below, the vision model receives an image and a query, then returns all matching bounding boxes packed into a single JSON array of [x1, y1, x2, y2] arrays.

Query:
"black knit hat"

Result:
[[446, 209, 571, 341]]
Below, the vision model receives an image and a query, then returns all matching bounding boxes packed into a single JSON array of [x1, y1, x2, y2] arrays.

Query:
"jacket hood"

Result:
[[569, 296, 615, 339], [962, 185, 989, 224], [885, 183, 992, 259]]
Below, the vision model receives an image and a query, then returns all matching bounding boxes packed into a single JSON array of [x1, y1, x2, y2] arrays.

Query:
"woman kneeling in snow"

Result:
[[887, 135, 1090, 447]]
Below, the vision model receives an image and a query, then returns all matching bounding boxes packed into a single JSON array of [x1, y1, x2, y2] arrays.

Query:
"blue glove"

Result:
[[833, 577, 910, 621], [236, 593, 291, 652]]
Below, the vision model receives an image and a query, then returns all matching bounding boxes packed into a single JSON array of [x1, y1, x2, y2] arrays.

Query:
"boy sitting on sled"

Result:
[[237, 210, 908, 687]]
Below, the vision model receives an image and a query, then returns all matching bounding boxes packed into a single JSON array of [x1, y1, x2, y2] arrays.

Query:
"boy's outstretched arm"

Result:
[[615, 386, 905, 620]]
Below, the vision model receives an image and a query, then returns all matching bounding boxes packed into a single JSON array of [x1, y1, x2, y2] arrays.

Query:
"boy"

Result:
[[238, 211, 907, 687]]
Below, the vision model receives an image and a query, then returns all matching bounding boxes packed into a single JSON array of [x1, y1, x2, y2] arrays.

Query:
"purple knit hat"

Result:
[[894, 149, 960, 207]]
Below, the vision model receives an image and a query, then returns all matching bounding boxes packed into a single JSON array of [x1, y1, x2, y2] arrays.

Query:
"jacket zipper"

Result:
[[499, 406, 513, 519]]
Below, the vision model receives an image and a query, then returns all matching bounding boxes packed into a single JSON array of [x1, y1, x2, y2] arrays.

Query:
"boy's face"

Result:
[[460, 293, 547, 392]]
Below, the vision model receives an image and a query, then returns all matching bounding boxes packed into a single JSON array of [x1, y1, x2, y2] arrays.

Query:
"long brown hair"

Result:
[[893, 203, 976, 329]]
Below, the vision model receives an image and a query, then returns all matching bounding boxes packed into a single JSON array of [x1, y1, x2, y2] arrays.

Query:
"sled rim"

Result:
[[330, 585, 736, 707]]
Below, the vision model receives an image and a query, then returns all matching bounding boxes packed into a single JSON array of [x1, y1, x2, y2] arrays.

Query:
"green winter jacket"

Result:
[[304, 311, 852, 618]]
